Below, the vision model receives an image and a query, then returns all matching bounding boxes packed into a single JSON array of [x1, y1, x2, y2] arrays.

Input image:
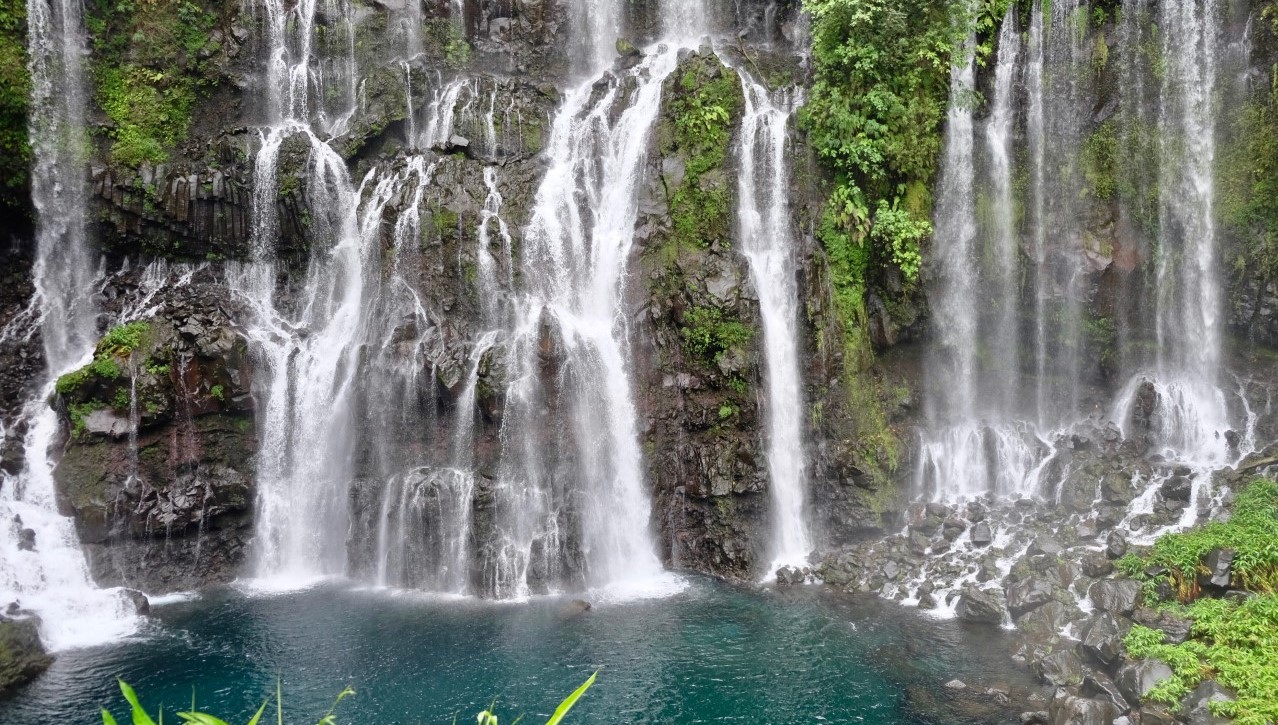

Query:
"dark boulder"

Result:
[[1048, 689, 1117, 725], [1089, 579, 1142, 614], [1132, 608, 1192, 645], [1105, 531, 1128, 560], [0, 618, 53, 696], [1016, 601, 1077, 639], [1159, 476, 1192, 502], [1036, 649, 1084, 687], [1080, 551, 1114, 578], [1006, 576, 1058, 617], [1082, 669, 1130, 712], [1199, 548, 1234, 590], [1182, 680, 1234, 725], [776, 566, 805, 586], [1116, 659, 1175, 704], [956, 587, 1006, 625], [970, 522, 993, 547], [1080, 612, 1130, 667], [1029, 535, 1064, 558]]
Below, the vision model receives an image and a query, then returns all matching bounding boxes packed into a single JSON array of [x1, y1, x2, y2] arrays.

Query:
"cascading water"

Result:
[[984, 10, 1020, 417], [891, 0, 1264, 618], [498, 46, 685, 597], [736, 75, 811, 573], [231, 147, 372, 584], [0, 0, 138, 649]]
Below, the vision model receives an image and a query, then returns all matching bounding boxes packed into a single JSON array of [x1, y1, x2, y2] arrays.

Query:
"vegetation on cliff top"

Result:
[[0, 0, 29, 217], [1118, 478, 1278, 723], [85, 0, 220, 166], [666, 55, 744, 253]]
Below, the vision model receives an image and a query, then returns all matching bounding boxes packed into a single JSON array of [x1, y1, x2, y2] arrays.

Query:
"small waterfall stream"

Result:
[[736, 76, 811, 572], [0, 0, 138, 649]]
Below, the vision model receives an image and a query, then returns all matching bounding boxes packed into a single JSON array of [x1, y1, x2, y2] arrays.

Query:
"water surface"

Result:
[[1, 578, 1036, 724]]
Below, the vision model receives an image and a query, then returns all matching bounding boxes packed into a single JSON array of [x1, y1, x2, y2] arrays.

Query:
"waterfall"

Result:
[[569, 0, 622, 72], [498, 46, 684, 597], [928, 29, 978, 428], [736, 75, 811, 573], [984, 9, 1020, 416], [0, 0, 139, 650], [1151, 0, 1227, 453], [231, 143, 375, 584]]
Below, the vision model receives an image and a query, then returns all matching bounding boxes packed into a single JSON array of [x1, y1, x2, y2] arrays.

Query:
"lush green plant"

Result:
[[1219, 66, 1278, 282], [1081, 121, 1119, 201], [679, 306, 753, 365], [1119, 478, 1278, 600], [101, 673, 597, 725], [666, 60, 743, 252], [84, 0, 218, 166], [424, 19, 471, 69], [0, 0, 29, 214], [100, 321, 153, 356], [1123, 595, 1278, 723], [56, 357, 124, 396], [210, 384, 226, 401]]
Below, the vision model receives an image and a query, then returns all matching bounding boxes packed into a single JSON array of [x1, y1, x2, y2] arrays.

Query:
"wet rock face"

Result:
[[0, 240, 40, 479], [0, 617, 52, 697], [632, 50, 770, 579], [52, 268, 256, 593]]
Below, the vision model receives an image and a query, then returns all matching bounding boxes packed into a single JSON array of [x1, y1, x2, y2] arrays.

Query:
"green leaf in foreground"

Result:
[[545, 672, 597, 725]]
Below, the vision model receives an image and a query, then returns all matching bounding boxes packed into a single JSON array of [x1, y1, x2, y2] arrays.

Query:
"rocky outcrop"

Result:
[[51, 269, 256, 593], [632, 50, 771, 578], [0, 617, 51, 697]]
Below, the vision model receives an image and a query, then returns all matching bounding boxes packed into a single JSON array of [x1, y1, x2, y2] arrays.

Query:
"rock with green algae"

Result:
[[0, 617, 51, 697]]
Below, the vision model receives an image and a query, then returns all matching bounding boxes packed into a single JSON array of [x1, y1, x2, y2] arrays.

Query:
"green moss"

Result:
[[209, 384, 225, 401], [423, 19, 471, 69], [99, 321, 152, 356], [0, 0, 29, 215], [56, 357, 124, 396], [85, 0, 218, 166], [1082, 121, 1118, 201], [666, 57, 743, 251], [1219, 72, 1278, 281]]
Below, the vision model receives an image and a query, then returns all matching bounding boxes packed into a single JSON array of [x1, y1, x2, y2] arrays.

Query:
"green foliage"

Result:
[[0, 0, 29, 213], [869, 199, 930, 284], [102, 674, 596, 725], [423, 19, 471, 69], [85, 0, 218, 166], [667, 60, 743, 251], [1082, 121, 1118, 201], [679, 306, 753, 365], [1127, 479, 1278, 600], [100, 321, 152, 356], [210, 384, 225, 401], [1124, 596, 1278, 723], [56, 357, 124, 396]]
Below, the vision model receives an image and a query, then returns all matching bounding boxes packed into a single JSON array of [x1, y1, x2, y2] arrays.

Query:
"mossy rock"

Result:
[[0, 618, 52, 697]]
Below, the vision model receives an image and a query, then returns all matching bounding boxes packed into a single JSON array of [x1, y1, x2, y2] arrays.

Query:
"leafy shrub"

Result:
[[101, 673, 597, 725], [100, 321, 153, 356], [679, 306, 753, 365], [1124, 595, 1278, 724], [1122, 478, 1278, 600]]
